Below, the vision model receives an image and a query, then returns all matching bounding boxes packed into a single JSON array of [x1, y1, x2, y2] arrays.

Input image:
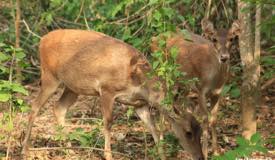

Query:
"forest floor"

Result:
[[0, 82, 274, 160]]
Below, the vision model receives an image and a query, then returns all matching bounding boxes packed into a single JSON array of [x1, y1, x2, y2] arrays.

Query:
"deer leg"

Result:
[[135, 106, 159, 143], [22, 74, 60, 155], [100, 93, 114, 160], [210, 94, 220, 155], [53, 87, 78, 126], [198, 90, 209, 160]]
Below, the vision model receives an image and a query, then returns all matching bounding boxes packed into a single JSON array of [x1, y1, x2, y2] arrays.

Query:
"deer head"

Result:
[[160, 107, 204, 160], [201, 19, 241, 63]]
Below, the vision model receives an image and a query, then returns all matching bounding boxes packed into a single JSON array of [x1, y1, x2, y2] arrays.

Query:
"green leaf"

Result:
[[250, 132, 261, 144], [16, 99, 24, 105], [230, 87, 240, 98], [6, 119, 14, 131], [253, 145, 268, 153], [162, 7, 174, 18], [15, 50, 26, 60], [11, 83, 28, 95], [0, 65, 8, 73], [45, 12, 53, 25], [50, 0, 62, 7], [0, 52, 10, 62], [170, 46, 178, 59], [223, 150, 236, 160], [153, 11, 161, 21], [0, 92, 10, 102], [111, 2, 124, 18], [153, 61, 159, 69], [236, 136, 249, 146], [149, 0, 159, 5], [221, 85, 232, 96], [20, 105, 30, 113], [126, 107, 134, 119], [261, 56, 275, 66]]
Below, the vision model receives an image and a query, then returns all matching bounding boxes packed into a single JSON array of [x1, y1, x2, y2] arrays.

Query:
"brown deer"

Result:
[[151, 19, 240, 158], [22, 29, 204, 160]]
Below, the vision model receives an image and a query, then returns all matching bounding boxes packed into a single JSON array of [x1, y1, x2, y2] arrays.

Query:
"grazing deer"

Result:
[[151, 19, 240, 158], [22, 30, 204, 160]]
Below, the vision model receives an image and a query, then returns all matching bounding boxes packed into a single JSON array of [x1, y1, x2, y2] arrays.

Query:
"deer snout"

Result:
[[220, 54, 229, 63]]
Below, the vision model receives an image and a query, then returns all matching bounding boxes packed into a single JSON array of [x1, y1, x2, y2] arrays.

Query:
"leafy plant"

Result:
[[212, 133, 268, 160], [148, 133, 181, 159], [261, 55, 275, 80], [0, 42, 29, 157], [54, 125, 104, 148], [222, 83, 241, 99], [68, 127, 104, 148]]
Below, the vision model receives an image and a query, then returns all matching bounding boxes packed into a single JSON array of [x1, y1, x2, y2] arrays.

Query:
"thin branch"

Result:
[[22, 69, 40, 76], [22, 19, 41, 38], [261, 77, 275, 91], [220, 0, 229, 24], [206, 0, 212, 19], [74, 0, 85, 23], [83, 10, 90, 30], [28, 147, 130, 158], [68, 117, 102, 121], [56, 17, 86, 27], [109, 4, 150, 24]]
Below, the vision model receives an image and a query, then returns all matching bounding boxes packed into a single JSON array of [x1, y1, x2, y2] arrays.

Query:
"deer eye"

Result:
[[229, 38, 234, 42], [185, 131, 193, 138]]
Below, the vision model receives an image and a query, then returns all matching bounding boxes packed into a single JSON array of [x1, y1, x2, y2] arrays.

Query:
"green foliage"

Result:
[[212, 133, 268, 160], [0, 42, 29, 79], [0, 42, 29, 110], [261, 55, 275, 80], [148, 133, 181, 159], [68, 127, 104, 147], [54, 122, 104, 148], [126, 106, 135, 121], [151, 34, 183, 106], [222, 83, 241, 99], [0, 0, 274, 159], [0, 42, 29, 149]]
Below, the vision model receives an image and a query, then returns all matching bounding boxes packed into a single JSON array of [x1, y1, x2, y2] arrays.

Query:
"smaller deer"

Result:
[[22, 30, 204, 160], [151, 19, 240, 158]]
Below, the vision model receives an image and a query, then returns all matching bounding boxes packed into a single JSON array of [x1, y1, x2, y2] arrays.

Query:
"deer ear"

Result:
[[130, 56, 151, 85], [229, 20, 241, 37], [201, 18, 216, 37]]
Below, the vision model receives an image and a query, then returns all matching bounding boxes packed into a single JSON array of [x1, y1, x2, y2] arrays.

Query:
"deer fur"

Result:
[[22, 29, 204, 160]]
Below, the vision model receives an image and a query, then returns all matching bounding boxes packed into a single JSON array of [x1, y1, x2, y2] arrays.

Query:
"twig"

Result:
[[83, 10, 90, 30], [221, 0, 229, 24], [22, 69, 40, 76], [56, 17, 86, 27], [109, 4, 150, 24], [30, 56, 40, 68], [22, 19, 41, 38], [143, 127, 148, 160], [74, 0, 85, 23], [206, 0, 212, 19], [261, 77, 275, 91], [28, 146, 130, 158], [68, 117, 102, 121]]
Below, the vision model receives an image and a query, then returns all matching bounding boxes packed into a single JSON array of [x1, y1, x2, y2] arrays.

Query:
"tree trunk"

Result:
[[237, 1, 260, 139], [15, 0, 21, 82]]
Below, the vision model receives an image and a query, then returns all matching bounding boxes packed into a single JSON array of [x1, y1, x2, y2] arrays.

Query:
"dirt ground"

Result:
[[0, 82, 274, 160]]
